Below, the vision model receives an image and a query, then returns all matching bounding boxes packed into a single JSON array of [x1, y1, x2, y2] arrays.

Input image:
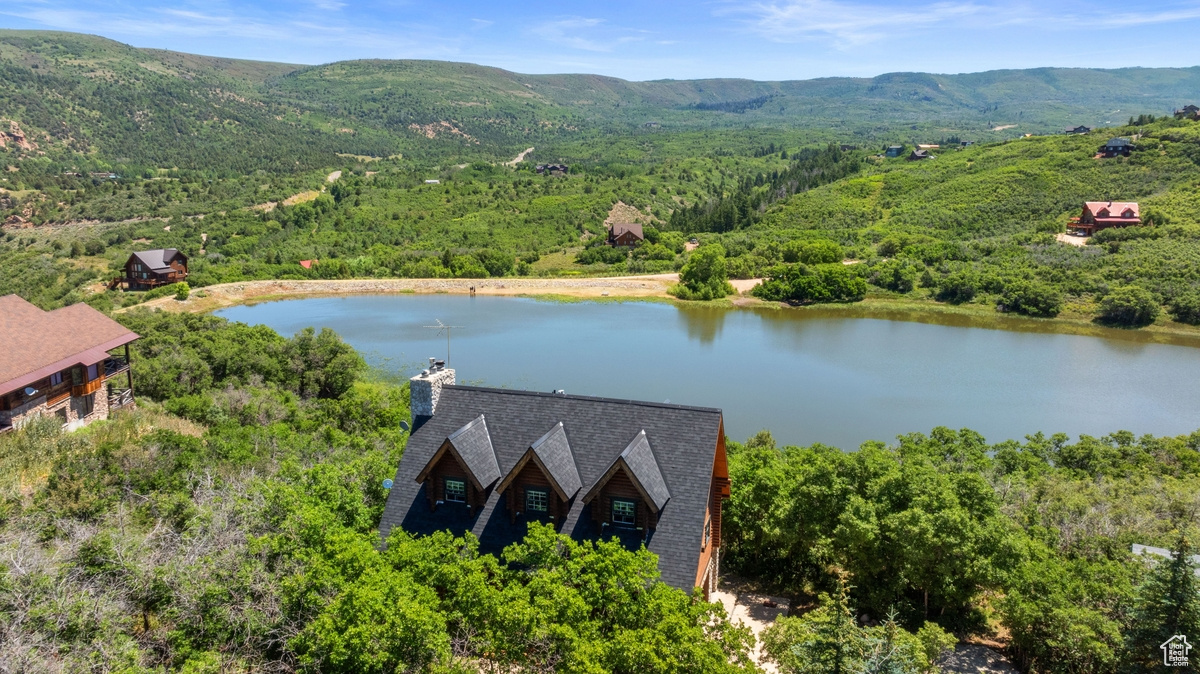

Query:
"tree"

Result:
[[1098, 286, 1159, 327], [1169, 291, 1200, 325], [762, 576, 863, 674], [1124, 530, 1200, 670], [672, 244, 735, 301], [753, 263, 866, 304]]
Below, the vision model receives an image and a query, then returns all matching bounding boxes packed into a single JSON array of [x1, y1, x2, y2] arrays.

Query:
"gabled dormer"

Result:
[[415, 414, 500, 511], [584, 430, 670, 535], [496, 422, 582, 525]]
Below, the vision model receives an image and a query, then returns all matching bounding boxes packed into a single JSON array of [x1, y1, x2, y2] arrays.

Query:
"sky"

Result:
[[3, 0, 1200, 81]]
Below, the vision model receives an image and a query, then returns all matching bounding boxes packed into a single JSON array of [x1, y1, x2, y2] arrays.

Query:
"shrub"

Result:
[[753, 263, 866, 304], [670, 244, 735, 301], [175, 282, 190, 301], [783, 240, 843, 265], [868, 259, 919, 293], [1169, 291, 1200, 324], [935, 272, 978, 304], [1098, 286, 1160, 327], [1000, 281, 1063, 318]]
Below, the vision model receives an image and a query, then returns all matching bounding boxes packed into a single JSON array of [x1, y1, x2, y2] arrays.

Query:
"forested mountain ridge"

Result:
[[3, 29, 1200, 174]]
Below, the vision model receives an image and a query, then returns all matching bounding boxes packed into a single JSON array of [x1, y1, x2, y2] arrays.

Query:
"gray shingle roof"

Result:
[[531, 422, 582, 497], [619, 430, 670, 510], [446, 415, 501, 488], [380, 386, 723, 590], [130, 248, 184, 272]]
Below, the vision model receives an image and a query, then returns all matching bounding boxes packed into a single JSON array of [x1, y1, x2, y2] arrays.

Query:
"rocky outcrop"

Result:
[[0, 121, 38, 152]]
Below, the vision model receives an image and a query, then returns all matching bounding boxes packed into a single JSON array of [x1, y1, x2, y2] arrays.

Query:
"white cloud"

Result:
[[530, 17, 613, 52], [719, 0, 1200, 46]]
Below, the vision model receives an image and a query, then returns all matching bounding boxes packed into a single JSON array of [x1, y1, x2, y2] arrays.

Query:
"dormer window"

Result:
[[526, 488, 549, 513], [612, 499, 636, 526], [445, 478, 466, 503], [704, 517, 712, 550]]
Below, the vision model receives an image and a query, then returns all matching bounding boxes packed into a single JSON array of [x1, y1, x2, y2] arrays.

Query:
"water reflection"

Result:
[[676, 304, 728, 345]]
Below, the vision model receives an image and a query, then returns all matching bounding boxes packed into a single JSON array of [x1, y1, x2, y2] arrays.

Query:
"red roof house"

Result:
[[1075, 201, 1141, 235]]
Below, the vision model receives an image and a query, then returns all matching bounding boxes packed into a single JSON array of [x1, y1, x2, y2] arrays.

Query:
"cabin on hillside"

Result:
[[907, 149, 934, 161], [536, 164, 569, 175], [380, 364, 732, 597], [1176, 105, 1200, 121], [608, 223, 644, 247], [1065, 125, 1092, 135], [1072, 201, 1141, 235], [1099, 137, 1134, 158], [124, 249, 188, 291], [885, 145, 904, 158], [0, 295, 139, 434]]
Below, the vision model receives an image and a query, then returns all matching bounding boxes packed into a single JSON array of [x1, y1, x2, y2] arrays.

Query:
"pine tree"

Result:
[[1124, 529, 1200, 671]]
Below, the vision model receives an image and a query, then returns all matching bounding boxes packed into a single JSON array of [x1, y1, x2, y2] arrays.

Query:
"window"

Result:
[[49, 372, 62, 386], [704, 517, 712, 550], [525, 488, 548, 513], [87, 364, 99, 381], [612, 499, 636, 526], [79, 393, 94, 417], [444, 478, 466, 503]]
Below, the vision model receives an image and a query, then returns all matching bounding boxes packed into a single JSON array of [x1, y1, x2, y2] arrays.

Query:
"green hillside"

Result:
[[3, 30, 1200, 175]]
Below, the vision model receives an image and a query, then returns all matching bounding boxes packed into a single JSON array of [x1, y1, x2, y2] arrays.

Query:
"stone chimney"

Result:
[[410, 357, 455, 427]]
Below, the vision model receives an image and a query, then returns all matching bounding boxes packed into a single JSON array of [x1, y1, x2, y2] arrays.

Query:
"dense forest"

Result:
[[0, 312, 1196, 672]]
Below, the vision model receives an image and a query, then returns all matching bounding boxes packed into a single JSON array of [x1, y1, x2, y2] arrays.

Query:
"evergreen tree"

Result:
[[1124, 529, 1200, 671]]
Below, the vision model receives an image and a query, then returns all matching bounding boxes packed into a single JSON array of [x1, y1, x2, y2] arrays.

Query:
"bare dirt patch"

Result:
[[504, 147, 535, 167], [282, 191, 319, 207], [326, 170, 342, 183], [939, 642, 1018, 673], [1056, 232, 1089, 247], [992, 124, 1018, 131], [604, 200, 655, 228], [408, 121, 478, 143]]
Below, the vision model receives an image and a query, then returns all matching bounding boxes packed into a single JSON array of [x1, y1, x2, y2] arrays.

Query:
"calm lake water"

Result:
[[216, 295, 1200, 449]]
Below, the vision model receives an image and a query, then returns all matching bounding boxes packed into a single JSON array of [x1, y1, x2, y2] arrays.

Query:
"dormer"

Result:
[[496, 422, 582, 525], [584, 430, 670, 535], [1122, 208, 1135, 218], [415, 415, 500, 511]]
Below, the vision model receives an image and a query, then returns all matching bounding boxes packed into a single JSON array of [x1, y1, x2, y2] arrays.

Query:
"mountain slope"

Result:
[[2, 29, 1199, 174]]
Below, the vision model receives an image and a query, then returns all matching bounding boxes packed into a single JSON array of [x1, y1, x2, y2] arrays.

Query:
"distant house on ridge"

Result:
[[1175, 105, 1200, 120], [907, 149, 934, 161], [124, 249, 188, 291], [1072, 201, 1141, 235], [1099, 137, 1134, 158], [608, 223, 644, 247], [1065, 125, 1092, 135], [884, 145, 904, 158]]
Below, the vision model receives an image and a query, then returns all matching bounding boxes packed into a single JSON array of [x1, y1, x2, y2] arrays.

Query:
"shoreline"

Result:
[[129, 277, 1200, 347]]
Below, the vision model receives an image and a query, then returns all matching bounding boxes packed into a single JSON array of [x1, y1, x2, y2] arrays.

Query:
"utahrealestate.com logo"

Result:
[[1163, 635, 1193, 667]]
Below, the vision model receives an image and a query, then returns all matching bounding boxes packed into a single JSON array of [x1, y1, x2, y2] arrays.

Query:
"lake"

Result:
[[216, 295, 1200, 449]]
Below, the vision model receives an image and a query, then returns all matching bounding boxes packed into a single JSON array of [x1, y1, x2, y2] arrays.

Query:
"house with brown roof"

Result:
[[1073, 201, 1141, 235], [124, 249, 188, 290], [1175, 105, 1200, 120], [607, 223, 644, 247], [1099, 137, 1134, 158], [907, 149, 935, 161], [0, 295, 139, 433], [381, 363, 732, 597]]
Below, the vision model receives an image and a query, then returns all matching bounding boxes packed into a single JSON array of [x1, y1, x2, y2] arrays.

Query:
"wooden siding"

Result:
[[504, 460, 566, 527], [590, 467, 655, 532], [423, 449, 486, 511]]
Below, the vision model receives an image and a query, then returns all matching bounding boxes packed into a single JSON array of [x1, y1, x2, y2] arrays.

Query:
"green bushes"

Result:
[[753, 263, 867, 304], [1169, 291, 1200, 324], [934, 271, 978, 304], [867, 259, 920, 293], [1097, 285, 1160, 326], [174, 282, 190, 301], [1000, 281, 1063, 318], [783, 239, 843, 264], [670, 244, 735, 301]]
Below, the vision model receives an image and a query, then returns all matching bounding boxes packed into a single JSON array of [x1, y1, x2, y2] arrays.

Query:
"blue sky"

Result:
[[3, 1, 1200, 81]]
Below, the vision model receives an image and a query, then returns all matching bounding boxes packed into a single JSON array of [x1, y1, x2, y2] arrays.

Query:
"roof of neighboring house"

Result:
[[0, 295, 139, 395], [1085, 201, 1140, 219], [380, 385, 723, 590], [128, 248, 186, 272], [1105, 137, 1134, 147], [299, 259, 316, 269], [609, 222, 644, 239], [1133, 544, 1200, 577]]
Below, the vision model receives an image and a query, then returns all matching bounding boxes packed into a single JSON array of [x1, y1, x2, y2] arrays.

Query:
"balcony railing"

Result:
[[104, 355, 130, 377], [109, 388, 134, 410]]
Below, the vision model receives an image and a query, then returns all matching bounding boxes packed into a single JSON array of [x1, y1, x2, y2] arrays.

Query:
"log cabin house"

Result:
[[1065, 125, 1092, 135], [607, 223, 644, 247], [0, 295, 138, 434], [1175, 105, 1200, 121], [380, 364, 731, 596], [1071, 201, 1141, 235], [124, 249, 188, 290]]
